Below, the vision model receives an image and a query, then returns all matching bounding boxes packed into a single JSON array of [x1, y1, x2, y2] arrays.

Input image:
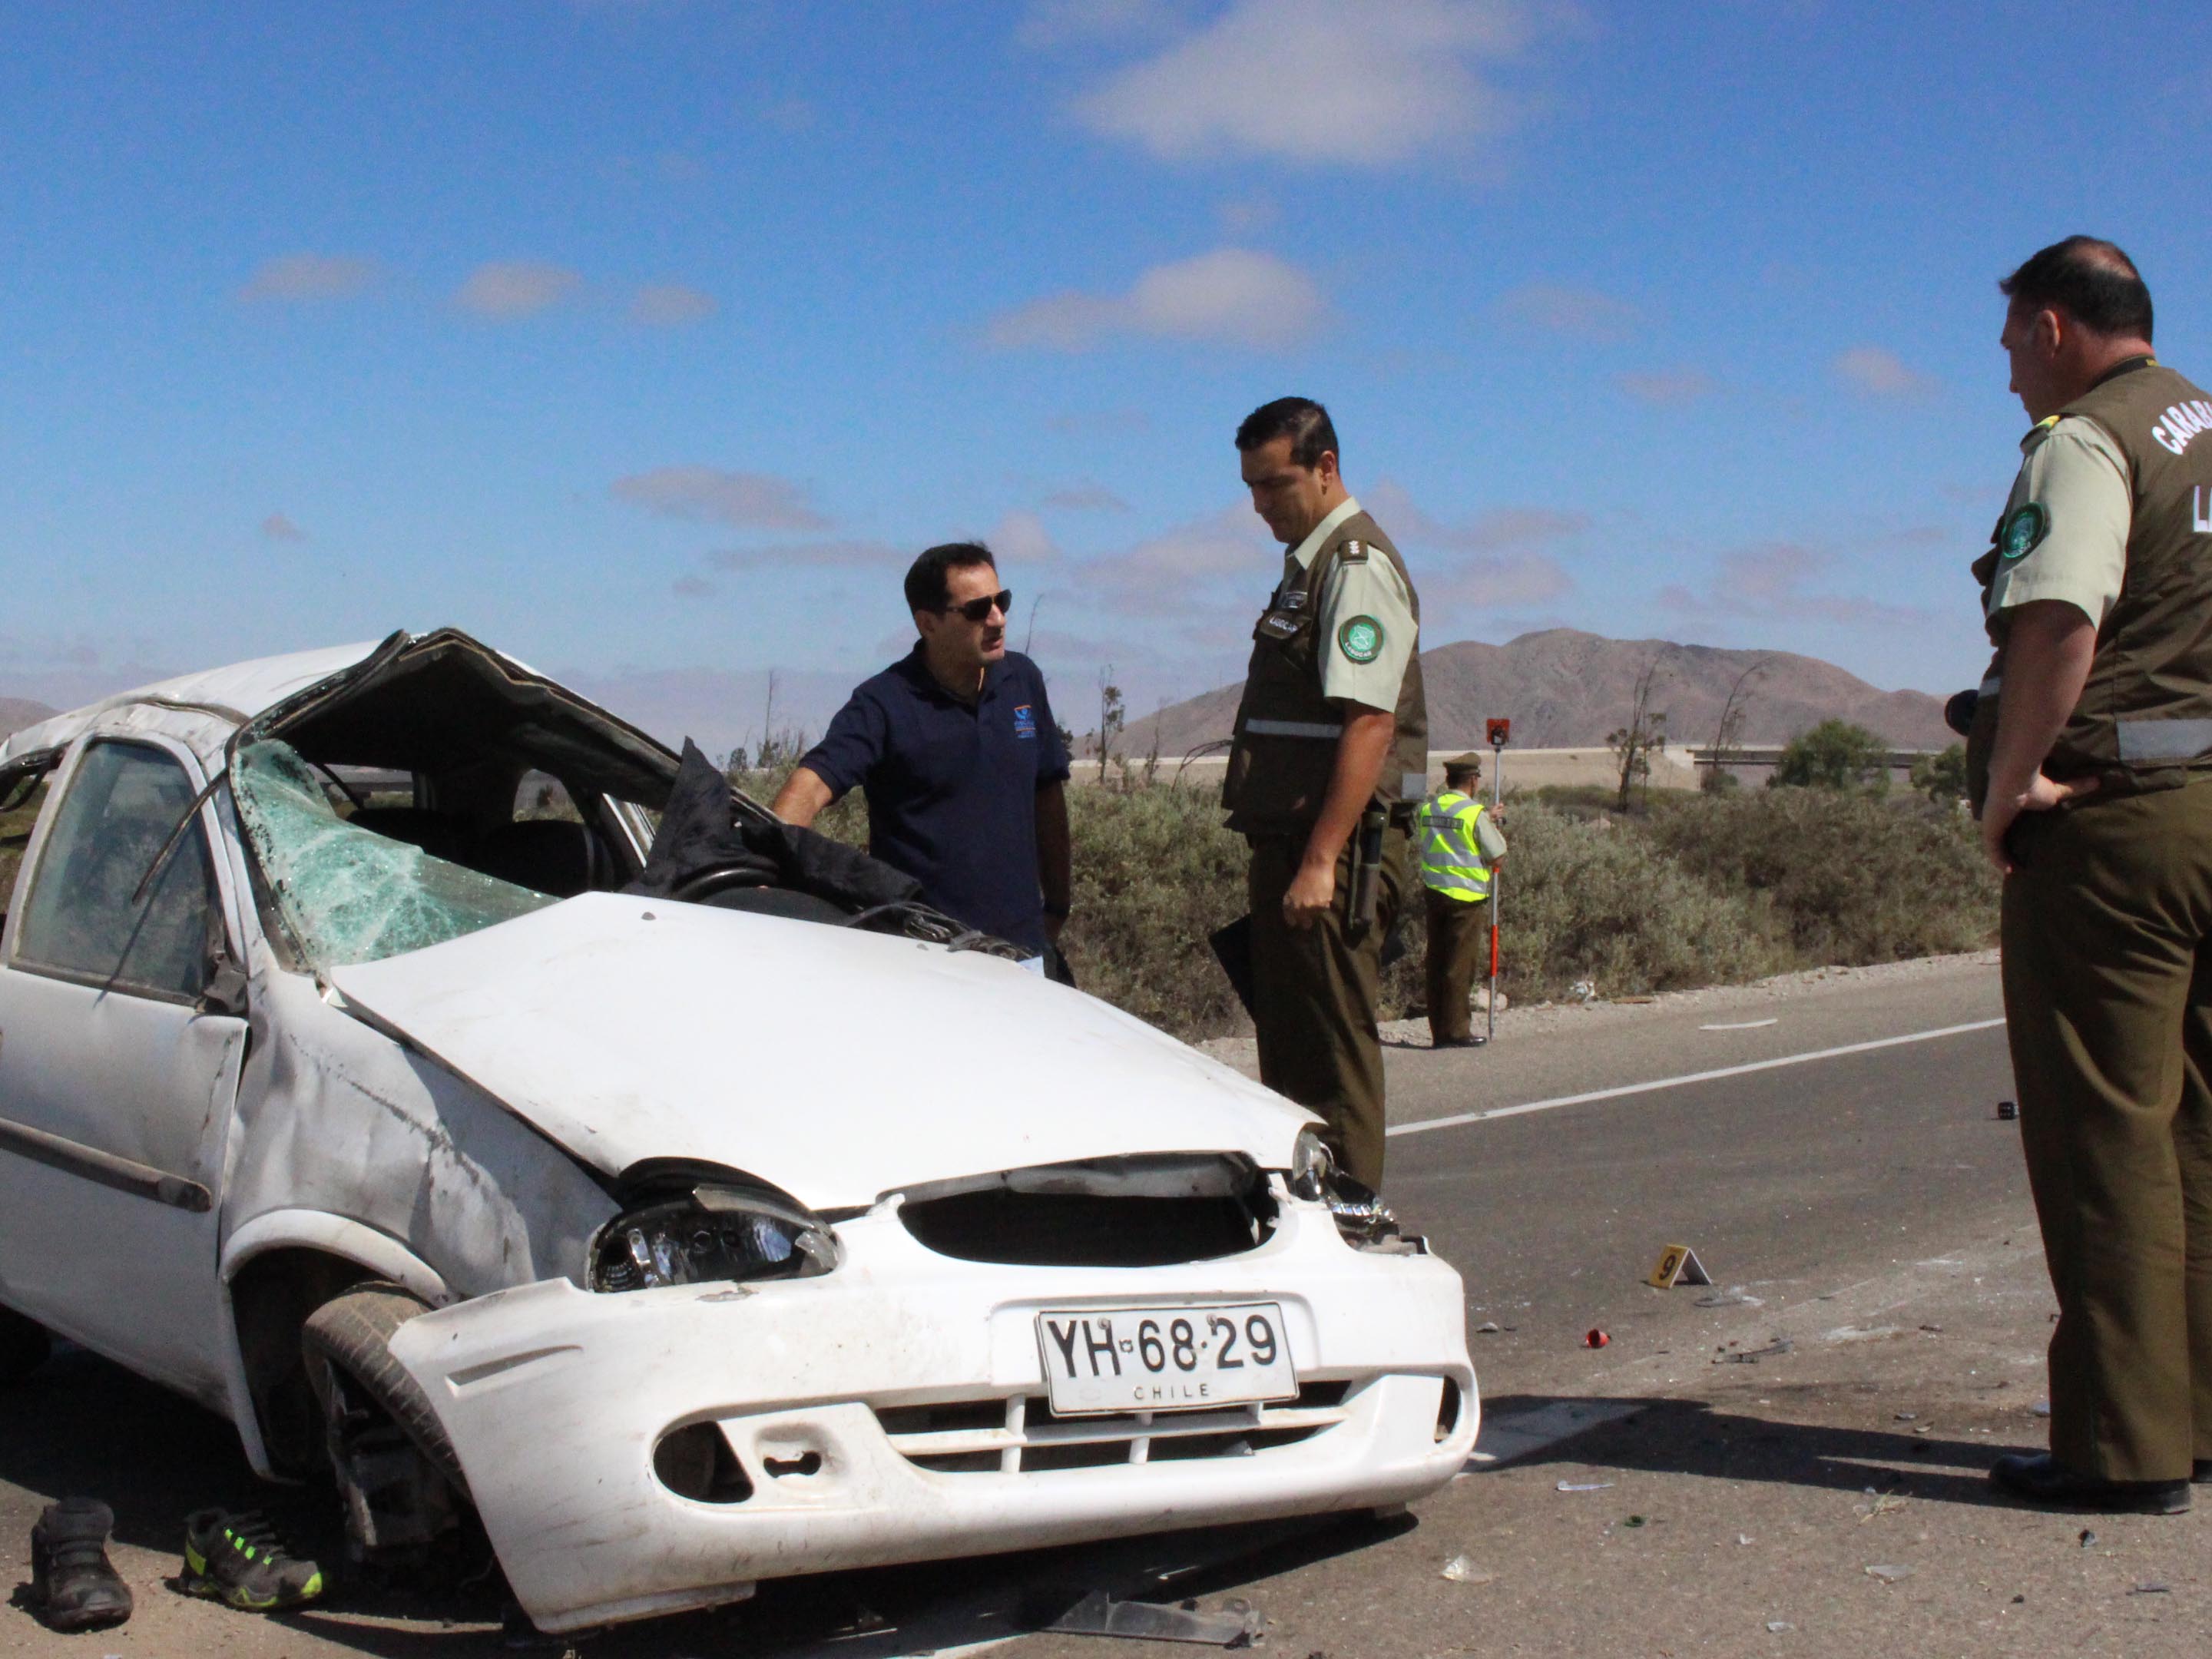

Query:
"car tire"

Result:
[[302, 1284, 469, 1495], [0, 1305, 50, 1386]]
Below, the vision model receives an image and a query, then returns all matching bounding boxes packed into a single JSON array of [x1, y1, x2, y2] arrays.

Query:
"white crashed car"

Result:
[[0, 629, 1475, 1634]]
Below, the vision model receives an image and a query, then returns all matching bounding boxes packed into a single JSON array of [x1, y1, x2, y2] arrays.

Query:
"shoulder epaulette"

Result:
[[1339, 538, 1369, 564]]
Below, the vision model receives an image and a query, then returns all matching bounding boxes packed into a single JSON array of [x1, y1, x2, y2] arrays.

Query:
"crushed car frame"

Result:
[[0, 629, 1475, 1634]]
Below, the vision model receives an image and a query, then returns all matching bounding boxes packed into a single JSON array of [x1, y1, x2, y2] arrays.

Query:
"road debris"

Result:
[[1863, 1565, 1915, 1584], [1716, 1338, 1793, 1364], [1765, 1620, 1794, 1633], [1996, 1099, 2018, 1121], [1585, 1329, 1610, 1348], [2032, 1400, 2052, 1416], [1043, 1590, 1261, 1647], [2131, 1582, 2171, 1595], [1556, 1481, 1614, 1493], [1857, 1495, 1907, 1523], [1475, 1321, 1502, 1333], [2079, 1529, 2098, 1548], [1439, 1555, 1494, 1584]]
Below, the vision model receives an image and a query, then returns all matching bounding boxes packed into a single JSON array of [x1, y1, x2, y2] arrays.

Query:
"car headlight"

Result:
[[588, 1181, 841, 1292], [1289, 1126, 1335, 1201]]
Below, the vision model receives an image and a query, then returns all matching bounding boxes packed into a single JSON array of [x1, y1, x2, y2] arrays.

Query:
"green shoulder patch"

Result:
[[1338, 614, 1383, 664], [1999, 502, 2048, 561]]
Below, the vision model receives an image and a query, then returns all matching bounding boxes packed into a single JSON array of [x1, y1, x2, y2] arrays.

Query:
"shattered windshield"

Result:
[[232, 738, 553, 970]]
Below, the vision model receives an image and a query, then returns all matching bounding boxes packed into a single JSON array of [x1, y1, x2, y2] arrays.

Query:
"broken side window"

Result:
[[231, 738, 552, 971]]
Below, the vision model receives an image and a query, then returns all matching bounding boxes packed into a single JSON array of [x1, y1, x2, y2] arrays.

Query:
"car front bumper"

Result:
[[388, 1198, 1477, 1634]]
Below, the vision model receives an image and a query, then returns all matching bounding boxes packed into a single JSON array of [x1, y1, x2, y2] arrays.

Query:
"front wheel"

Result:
[[301, 1285, 469, 1566]]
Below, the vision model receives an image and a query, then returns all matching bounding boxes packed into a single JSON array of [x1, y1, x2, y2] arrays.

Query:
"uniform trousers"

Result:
[[2002, 776, 2212, 1482], [1247, 826, 1409, 1193], [1422, 887, 1490, 1045]]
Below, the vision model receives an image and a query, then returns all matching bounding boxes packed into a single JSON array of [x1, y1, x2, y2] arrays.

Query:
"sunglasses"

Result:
[[943, 588, 1013, 624]]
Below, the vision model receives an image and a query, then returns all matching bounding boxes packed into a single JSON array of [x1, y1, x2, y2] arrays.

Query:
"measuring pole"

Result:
[[1484, 718, 1511, 1044]]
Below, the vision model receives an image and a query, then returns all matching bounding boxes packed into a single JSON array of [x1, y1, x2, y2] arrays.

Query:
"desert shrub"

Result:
[[1770, 719, 1890, 791], [0, 781, 45, 921], [1647, 788, 1998, 963], [1059, 782, 1250, 1038], [1910, 743, 1969, 804], [1472, 802, 1792, 1004]]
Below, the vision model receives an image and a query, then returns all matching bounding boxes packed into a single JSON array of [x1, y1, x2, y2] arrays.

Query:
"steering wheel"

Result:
[[668, 863, 780, 903]]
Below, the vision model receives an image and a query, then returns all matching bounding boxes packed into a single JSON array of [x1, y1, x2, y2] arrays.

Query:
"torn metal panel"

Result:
[[0, 641, 382, 773], [220, 969, 613, 1302], [1041, 1589, 1260, 1646]]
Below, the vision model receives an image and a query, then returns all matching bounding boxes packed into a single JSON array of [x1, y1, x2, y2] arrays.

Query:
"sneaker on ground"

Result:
[[181, 1509, 325, 1611], [30, 1496, 134, 1631]]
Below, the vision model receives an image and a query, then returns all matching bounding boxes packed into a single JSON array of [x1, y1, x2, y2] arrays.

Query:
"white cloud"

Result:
[[260, 512, 307, 543], [1364, 479, 1588, 553], [985, 509, 1062, 566], [1018, 0, 1187, 48], [455, 261, 584, 320], [989, 248, 1326, 351], [611, 466, 832, 531], [1660, 543, 1930, 628], [1618, 368, 1718, 406], [1059, 505, 1275, 618], [1834, 346, 1935, 398], [1495, 282, 1639, 340], [707, 538, 902, 572], [1041, 483, 1131, 513], [238, 253, 379, 303], [1070, 0, 1532, 166], [631, 283, 717, 326], [1423, 553, 1575, 610], [671, 574, 717, 599]]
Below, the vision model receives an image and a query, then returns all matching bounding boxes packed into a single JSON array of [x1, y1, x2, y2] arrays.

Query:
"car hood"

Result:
[[327, 892, 1311, 1212]]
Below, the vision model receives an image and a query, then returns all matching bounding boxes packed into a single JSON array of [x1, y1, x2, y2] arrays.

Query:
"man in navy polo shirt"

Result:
[[773, 541, 1074, 965]]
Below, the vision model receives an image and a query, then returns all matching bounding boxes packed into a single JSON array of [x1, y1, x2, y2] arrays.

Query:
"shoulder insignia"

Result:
[[1999, 502, 2048, 561], [1339, 538, 1369, 564], [1338, 615, 1383, 664]]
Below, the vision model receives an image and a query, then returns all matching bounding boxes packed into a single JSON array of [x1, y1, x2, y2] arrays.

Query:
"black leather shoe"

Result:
[[29, 1497, 133, 1631], [1989, 1452, 2190, 1515], [1433, 1035, 1488, 1048], [2195, 1458, 2212, 1485]]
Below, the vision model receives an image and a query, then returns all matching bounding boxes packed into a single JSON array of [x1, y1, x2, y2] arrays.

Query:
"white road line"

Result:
[[1387, 1017, 2007, 1140]]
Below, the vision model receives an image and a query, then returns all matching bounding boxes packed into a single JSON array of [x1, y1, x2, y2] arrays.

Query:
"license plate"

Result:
[[1035, 1303, 1296, 1417]]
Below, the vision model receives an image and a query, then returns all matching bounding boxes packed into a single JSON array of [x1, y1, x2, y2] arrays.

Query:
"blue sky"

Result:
[[3, 0, 2207, 752]]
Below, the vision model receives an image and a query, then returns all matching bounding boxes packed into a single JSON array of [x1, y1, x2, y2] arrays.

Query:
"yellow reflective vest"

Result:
[[1414, 790, 1492, 902]]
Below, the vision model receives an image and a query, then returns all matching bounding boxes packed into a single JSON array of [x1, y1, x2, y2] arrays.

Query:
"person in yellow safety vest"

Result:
[[1416, 753, 1508, 1049]]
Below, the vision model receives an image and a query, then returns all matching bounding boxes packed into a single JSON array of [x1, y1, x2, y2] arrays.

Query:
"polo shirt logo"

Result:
[[1014, 704, 1038, 739]]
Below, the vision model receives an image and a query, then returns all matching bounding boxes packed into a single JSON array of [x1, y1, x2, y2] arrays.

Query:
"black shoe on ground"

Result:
[[29, 1497, 133, 1631], [1433, 1035, 1487, 1048], [2196, 1458, 2212, 1485], [181, 1509, 324, 1612], [1989, 1452, 2191, 1515]]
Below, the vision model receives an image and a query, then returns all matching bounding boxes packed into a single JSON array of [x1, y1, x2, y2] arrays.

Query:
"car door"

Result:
[[0, 731, 248, 1404]]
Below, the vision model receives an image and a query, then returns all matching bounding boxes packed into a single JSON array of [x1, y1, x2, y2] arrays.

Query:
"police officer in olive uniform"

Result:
[[1416, 753, 1508, 1048], [1224, 398, 1426, 1193], [1968, 238, 2212, 1515]]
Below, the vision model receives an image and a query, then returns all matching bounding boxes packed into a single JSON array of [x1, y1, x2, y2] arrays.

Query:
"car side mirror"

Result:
[[200, 951, 250, 1018]]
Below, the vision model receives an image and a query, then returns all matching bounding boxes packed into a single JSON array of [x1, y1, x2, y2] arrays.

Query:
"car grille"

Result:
[[897, 1188, 1275, 1268], [874, 1380, 1355, 1475]]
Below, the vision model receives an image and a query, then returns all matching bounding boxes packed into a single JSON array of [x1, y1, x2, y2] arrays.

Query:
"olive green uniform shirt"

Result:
[[1983, 415, 2132, 636], [1285, 496, 1420, 709]]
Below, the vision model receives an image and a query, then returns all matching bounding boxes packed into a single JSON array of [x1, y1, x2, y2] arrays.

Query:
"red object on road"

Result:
[[1584, 1329, 1609, 1349]]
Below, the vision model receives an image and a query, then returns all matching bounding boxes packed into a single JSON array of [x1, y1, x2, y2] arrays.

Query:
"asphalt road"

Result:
[[11, 954, 2201, 1657]]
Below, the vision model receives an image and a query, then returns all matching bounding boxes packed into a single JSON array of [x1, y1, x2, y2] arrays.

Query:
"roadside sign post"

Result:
[[1485, 718, 1510, 1045]]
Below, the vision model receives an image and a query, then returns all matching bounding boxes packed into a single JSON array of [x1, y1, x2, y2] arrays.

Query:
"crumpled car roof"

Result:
[[0, 641, 385, 769]]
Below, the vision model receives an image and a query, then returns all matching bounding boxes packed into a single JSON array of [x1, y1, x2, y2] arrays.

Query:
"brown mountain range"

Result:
[[1122, 629, 1955, 756], [0, 698, 57, 742]]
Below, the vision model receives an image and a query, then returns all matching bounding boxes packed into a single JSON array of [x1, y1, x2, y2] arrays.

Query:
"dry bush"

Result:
[[1646, 787, 1998, 963]]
